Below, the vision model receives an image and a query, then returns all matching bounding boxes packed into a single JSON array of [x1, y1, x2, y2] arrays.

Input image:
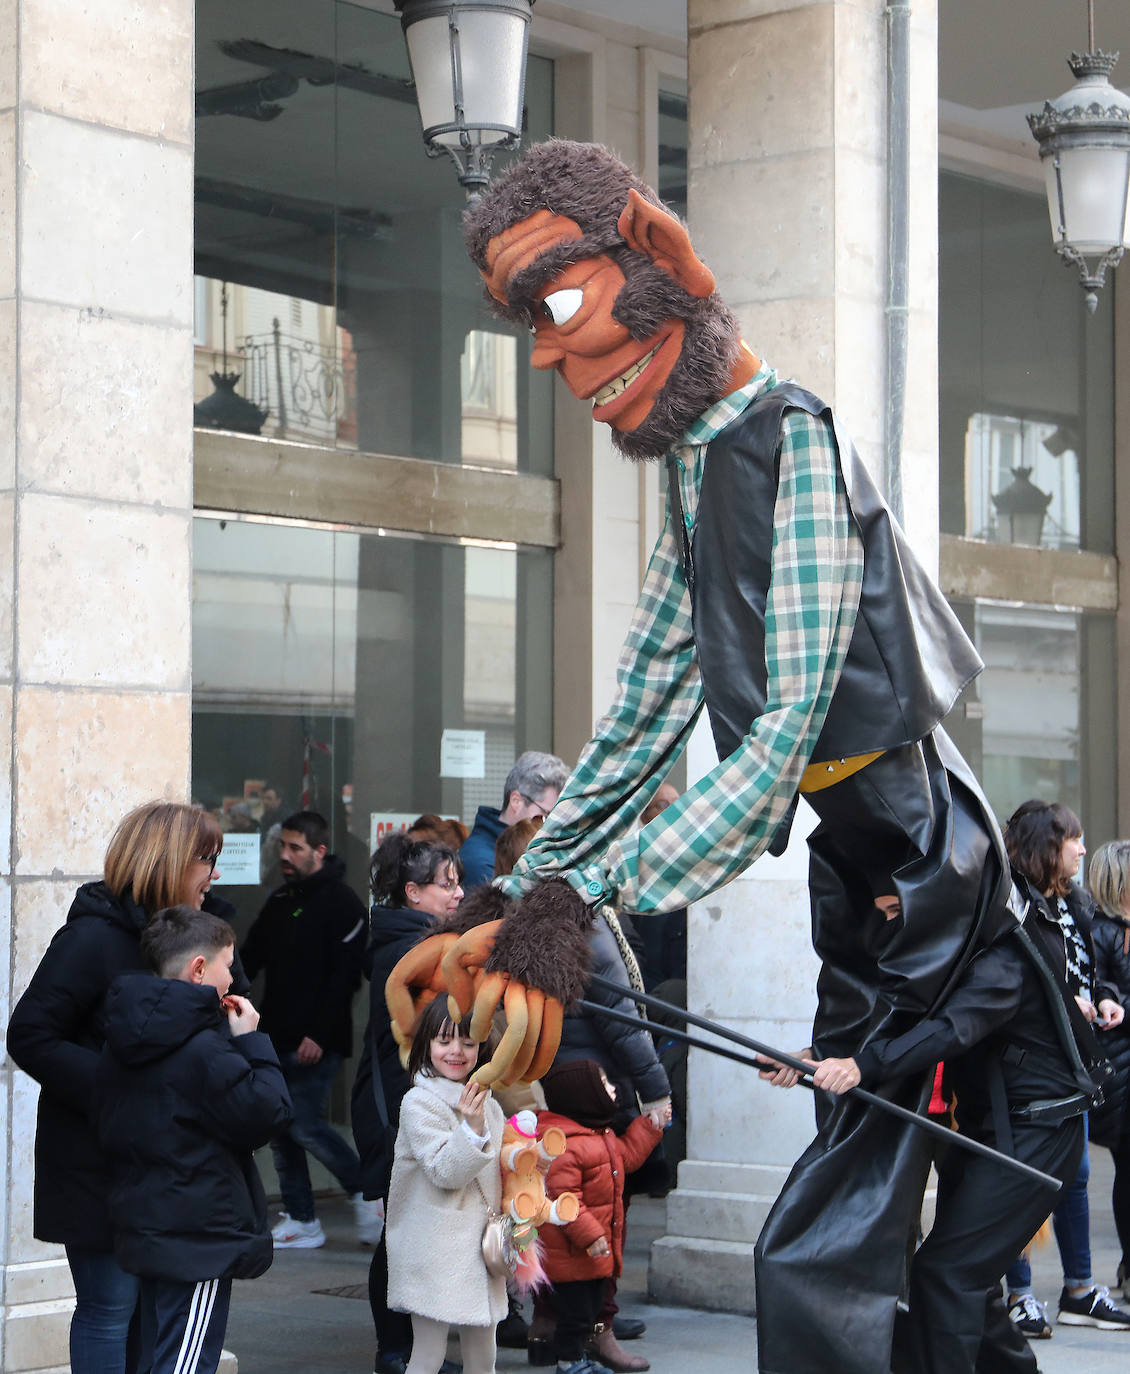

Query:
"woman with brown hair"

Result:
[[8, 801, 226, 1374]]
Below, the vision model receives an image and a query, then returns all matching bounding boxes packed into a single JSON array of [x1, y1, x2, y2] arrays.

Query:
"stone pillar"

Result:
[[650, 0, 939, 1313], [0, 3, 194, 1368]]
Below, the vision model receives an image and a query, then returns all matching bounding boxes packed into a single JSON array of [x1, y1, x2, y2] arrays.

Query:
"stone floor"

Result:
[[223, 1148, 1130, 1372]]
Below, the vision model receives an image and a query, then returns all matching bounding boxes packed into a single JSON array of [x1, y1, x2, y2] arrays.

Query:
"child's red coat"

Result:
[[537, 1109, 663, 1281]]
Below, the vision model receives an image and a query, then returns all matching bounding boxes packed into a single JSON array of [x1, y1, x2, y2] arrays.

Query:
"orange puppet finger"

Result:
[[384, 933, 453, 1039], [521, 995, 563, 1084], [468, 970, 510, 1043], [499, 986, 545, 1088], [471, 981, 531, 1086], [442, 920, 504, 1021]]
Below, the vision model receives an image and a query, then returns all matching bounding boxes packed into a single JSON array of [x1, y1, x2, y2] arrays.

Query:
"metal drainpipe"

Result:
[[885, 1, 910, 526]]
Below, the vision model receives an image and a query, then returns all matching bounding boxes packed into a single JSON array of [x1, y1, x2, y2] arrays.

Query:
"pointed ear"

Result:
[[617, 189, 716, 298]]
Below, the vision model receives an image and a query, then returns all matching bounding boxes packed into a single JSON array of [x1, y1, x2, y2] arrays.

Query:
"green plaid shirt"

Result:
[[499, 362, 865, 913]]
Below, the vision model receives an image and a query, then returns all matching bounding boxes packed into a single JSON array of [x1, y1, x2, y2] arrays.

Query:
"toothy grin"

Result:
[[592, 346, 659, 406]]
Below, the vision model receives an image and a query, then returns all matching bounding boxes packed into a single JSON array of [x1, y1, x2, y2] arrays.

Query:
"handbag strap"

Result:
[[370, 1016, 390, 1128], [472, 1175, 501, 1220]]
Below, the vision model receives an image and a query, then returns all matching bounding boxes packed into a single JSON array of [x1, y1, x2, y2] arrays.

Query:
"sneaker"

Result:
[[1057, 1284, 1130, 1329], [1008, 1293, 1052, 1339], [1118, 1260, 1130, 1302], [352, 1193, 384, 1246], [271, 1213, 326, 1249]]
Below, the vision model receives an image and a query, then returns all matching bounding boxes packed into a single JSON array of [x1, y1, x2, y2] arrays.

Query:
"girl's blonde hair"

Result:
[[1087, 840, 1130, 921], [103, 802, 223, 916]]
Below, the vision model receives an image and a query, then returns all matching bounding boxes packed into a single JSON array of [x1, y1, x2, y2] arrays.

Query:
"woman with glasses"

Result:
[[353, 834, 465, 1374], [7, 800, 227, 1374]]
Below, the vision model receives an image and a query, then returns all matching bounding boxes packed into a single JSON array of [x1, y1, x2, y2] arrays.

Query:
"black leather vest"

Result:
[[690, 383, 982, 764]]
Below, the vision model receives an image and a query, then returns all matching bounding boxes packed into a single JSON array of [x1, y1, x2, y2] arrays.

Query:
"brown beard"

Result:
[[604, 253, 745, 462]]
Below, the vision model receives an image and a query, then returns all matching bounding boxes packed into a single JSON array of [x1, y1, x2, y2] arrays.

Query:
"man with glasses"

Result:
[[241, 810, 374, 1249], [459, 750, 569, 889]]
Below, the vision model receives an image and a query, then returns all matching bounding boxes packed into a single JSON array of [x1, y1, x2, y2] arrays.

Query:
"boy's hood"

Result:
[[103, 972, 226, 1065]]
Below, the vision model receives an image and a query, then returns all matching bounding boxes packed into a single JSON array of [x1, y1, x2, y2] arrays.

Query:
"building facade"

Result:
[[1, 0, 1128, 1365]]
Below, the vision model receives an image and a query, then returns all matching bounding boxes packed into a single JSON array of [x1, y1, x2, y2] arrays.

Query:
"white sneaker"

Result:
[[353, 1193, 384, 1247], [271, 1213, 326, 1249]]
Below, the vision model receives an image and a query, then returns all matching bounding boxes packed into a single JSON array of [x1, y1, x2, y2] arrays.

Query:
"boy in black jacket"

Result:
[[97, 906, 292, 1374]]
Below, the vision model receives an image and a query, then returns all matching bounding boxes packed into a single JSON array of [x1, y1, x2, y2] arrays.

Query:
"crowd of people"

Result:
[[10, 766, 1130, 1374]]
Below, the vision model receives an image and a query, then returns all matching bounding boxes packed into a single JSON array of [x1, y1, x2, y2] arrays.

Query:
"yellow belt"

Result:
[[799, 750, 885, 794]]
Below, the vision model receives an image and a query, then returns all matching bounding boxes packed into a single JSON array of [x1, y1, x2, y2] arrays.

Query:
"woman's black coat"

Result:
[[351, 905, 435, 1198], [8, 882, 153, 1248], [6, 881, 250, 1250], [1088, 905, 1130, 1148]]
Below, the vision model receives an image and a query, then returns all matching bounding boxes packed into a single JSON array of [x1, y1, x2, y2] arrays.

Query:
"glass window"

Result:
[[658, 80, 687, 220], [938, 173, 1115, 554], [944, 602, 1115, 842], [194, 0, 553, 471], [192, 515, 554, 929]]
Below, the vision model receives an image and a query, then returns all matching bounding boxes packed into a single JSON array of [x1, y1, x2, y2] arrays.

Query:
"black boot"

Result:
[[497, 1291, 530, 1349]]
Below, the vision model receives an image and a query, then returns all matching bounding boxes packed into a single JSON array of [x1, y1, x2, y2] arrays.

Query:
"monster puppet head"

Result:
[[463, 139, 755, 461]]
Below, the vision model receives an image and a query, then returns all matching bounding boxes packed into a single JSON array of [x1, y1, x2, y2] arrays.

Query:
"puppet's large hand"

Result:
[[383, 887, 512, 1061], [441, 880, 595, 1086], [383, 930, 460, 1056], [384, 883, 593, 1084]]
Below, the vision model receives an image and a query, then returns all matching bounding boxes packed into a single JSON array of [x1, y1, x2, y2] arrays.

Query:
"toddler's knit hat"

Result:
[[542, 1057, 617, 1128]]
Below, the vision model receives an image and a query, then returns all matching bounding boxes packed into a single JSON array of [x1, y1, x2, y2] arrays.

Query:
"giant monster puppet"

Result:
[[387, 140, 1016, 1374]]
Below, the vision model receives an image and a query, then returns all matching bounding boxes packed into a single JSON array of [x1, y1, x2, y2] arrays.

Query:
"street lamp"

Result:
[[1026, 1, 1130, 313], [992, 467, 1053, 547], [395, 0, 534, 199]]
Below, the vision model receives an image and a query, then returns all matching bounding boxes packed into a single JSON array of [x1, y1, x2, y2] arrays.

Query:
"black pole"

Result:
[[580, 982, 1062, 1194]]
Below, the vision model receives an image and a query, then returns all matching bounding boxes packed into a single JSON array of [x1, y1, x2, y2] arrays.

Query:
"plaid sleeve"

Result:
[[507, 409, 864, 913], [496, 511, 705, 903]]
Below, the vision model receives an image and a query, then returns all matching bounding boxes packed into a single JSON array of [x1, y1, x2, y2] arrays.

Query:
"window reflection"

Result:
[[191, 516, 552, 922], [939, 173, 1114, 554], [963, 412, 1079, 548], [194, 0, 553, 467]]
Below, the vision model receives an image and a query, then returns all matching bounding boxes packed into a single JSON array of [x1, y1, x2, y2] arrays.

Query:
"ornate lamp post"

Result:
[[1027, 1, 1130, 312], [395, 0, 534, 198]]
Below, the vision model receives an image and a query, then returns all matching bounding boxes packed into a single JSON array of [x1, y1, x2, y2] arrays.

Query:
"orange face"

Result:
[[483, 211, 685, 435]]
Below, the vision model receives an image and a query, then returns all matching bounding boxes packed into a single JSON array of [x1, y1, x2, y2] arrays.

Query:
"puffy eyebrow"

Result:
[[503, 232, 621, 317]]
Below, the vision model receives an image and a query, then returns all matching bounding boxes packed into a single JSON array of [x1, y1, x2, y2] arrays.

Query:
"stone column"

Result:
[[649, 0, 939, 1313], [0, 3, 194, 1368]]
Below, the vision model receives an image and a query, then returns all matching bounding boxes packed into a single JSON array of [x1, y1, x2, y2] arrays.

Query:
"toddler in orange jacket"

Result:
[[538, 1058, 662, 1374]]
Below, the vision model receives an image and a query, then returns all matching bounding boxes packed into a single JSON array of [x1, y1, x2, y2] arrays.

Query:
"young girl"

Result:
[[385, 997, 506, 1374]]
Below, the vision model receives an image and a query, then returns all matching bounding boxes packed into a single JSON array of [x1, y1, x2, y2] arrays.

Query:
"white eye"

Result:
[[540, 288, 584, 326]]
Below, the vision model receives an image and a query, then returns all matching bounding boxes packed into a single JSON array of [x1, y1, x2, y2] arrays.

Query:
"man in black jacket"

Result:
[[241, 810, 371, 1248]]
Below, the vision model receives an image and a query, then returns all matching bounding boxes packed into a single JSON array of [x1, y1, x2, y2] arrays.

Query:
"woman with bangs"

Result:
[[8, 800, 230, 1374]]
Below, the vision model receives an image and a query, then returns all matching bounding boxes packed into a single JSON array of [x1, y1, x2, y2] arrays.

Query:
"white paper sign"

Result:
[[212, 832, 262, 886], [369, 812, 419, 854], [440, 729, 486, 779]]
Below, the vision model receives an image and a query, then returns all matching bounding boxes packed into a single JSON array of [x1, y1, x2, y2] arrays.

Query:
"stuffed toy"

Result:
[[499, 1109, 579, 1292]]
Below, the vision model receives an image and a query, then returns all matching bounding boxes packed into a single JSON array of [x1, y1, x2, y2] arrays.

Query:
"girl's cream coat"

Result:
[[386, 1073, 507, 1327]]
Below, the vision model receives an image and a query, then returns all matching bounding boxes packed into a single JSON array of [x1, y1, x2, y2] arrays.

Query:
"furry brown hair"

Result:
[[464, 139, 664, 275], [464, 139, 745, 462], [484, 879, 594, 1006]]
